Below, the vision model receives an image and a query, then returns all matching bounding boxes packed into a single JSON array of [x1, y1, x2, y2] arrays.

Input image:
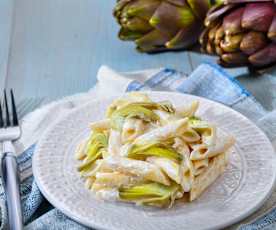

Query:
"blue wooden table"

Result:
[[1, 0, 276, 111]]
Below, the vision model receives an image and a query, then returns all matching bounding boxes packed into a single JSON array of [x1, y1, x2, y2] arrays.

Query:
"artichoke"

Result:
[[77, 132, 108, 173], [119, 182, 179, 207], [114, 0, 223, 52], [128, 146, 183, 161], [200, 0, 276, 68]]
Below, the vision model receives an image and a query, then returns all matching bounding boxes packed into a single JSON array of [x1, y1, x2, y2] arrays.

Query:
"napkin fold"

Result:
[[1, 63, 276, 230]]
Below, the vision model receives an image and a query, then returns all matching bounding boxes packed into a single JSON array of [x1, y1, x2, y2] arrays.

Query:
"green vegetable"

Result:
[[119, 182, 179, 207], [110, 104, 159, 130], [128, 101, 175, 113], [78, 132, 108, 173], [129, 146, 183, 162]]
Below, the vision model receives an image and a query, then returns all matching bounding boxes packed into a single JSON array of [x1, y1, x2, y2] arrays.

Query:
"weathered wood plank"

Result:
[[6, 0, 192, 101]]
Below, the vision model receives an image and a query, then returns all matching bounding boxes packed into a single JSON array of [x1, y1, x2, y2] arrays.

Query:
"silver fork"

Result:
[[0, 90, 22, 230]]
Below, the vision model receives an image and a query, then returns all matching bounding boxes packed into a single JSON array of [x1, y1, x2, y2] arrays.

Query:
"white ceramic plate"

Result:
[[33, 92, 276, 230]]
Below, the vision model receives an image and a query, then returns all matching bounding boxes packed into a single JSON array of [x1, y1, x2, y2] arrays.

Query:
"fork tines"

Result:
[[0, 89, 18, 128]]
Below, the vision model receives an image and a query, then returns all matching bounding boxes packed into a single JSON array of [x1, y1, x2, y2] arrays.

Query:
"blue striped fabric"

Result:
[[0, 63, 274, 230]]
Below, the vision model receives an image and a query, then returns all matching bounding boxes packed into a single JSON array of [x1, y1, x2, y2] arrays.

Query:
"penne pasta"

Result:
[[189, 119, 217, 146], [121, 118, 147, 143], [190, 134, 235, 160], [76, 93, 235, 208], [181, 128, 201, 143], [190, 153, 228, 201], [100, 156, 171, 186], [175, 101, 199, 118], [192, 159, 209, 176], [94, 171, 142, 188], [133, 118, 188, 146], [107, 129, 122, 156], [147, 157, 181, 184]]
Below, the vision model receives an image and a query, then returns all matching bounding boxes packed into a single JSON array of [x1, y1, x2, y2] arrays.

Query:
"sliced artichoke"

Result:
[[110, 104, 159, 130], [128, 145, 183, 162], [77, 132, 108, 173], [106, 92, 152, 117], [127, 101, 175, 113], [119, 182, 179, 207]]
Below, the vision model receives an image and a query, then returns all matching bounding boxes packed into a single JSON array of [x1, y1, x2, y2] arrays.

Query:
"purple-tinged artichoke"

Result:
[[200, 0, 276, 68], [114, 0, 223, 52]]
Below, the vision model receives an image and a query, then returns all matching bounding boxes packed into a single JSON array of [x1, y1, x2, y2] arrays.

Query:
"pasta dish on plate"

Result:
[[75, 93, 235, 208]]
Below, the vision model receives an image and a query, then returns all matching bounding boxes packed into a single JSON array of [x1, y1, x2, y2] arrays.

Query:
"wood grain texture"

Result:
[[4, 0, 276, 107], [0, 0, 14, 92], [5, 0, 192, 102]]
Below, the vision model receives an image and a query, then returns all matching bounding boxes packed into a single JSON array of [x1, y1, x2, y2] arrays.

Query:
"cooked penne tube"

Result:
[[100, 156, 171, 186], [94, 171, 142, 188], [134, 118, 188, 146], [175, 101, 199, 118], [147, 157, 181, 184], [107, 129, 122, 156], [193, 159, 209, 176], [190, 134, 235, 160], [121, 118, 147, 143], [181, 128, 201, 143], [190, 153, 228, 201], [189, 119, 217, 146]]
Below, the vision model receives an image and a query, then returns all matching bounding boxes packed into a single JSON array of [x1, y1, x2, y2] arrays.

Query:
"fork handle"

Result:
[[1, 151, 23, 230]]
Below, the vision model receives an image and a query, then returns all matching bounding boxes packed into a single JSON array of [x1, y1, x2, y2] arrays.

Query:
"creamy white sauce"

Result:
[[96, 189, 119, 201]]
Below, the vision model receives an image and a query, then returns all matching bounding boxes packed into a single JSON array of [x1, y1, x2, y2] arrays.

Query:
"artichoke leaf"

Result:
[[119, 28, 145, 40], [242, 2, 274, 32], [78, 151, 103, 173], [240, 31, 267, 55], [130, 139, 174, 154], [110, 104, 159, 130], [150, 1, 195, 37], [129, 146, 183, 162], [125, 101, 175, 113], [125, 0, 160, 20], [119, 182, 179, 207], [78, 132, 108, 172]]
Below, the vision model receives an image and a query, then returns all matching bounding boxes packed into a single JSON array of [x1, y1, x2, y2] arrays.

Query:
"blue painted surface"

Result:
[[2, 0, 276, 109]]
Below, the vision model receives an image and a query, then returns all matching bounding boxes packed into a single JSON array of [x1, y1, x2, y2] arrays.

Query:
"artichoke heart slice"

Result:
[[77, 132, 108, 173], [110, 104, 159, 130], [127, 101, 175, 113], [78, 149, 106, 173], [106, 92, 152, 117], [119, 182, 179, 207], [129, 146, 183, 162]]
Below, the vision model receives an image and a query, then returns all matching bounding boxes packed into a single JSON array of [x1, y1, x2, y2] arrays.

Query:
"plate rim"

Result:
[[33, 91, 276, 230]]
